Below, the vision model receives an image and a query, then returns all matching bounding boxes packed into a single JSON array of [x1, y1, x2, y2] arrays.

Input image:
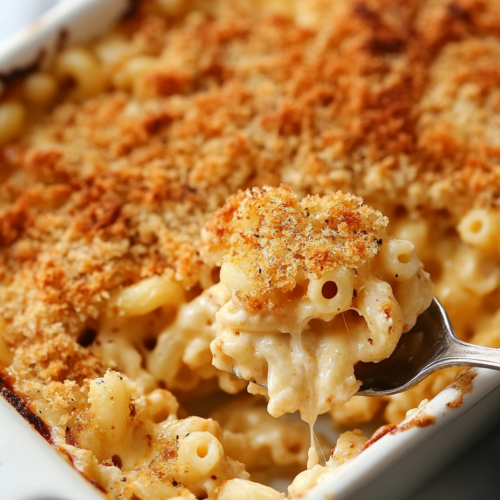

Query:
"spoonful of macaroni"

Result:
[[201, 185, 434, 467], [354, 295, 500, 395]]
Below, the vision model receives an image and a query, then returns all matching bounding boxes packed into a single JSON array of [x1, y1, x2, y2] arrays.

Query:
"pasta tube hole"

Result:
[[111, 454, 122, 469], [287, 442, 303, 454], [197, 443, 209, 458], [143, 337, 157, 351], [468, 220, 483, 234], [178, 432, 223, 478], [307, 269, 354, 314], [211, 266, 221, 284], [152, 407, 170, 424], [77, 327, 97, 347], [397, 253, 411, 264], [321, 281, 338, 299]]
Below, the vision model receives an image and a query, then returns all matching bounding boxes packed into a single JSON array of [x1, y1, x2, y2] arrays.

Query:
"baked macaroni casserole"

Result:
[[0, 0, 499, 498]]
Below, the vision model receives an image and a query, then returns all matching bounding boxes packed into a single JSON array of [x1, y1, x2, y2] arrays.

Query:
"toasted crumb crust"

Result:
[[202, 185, 387, 310], [0, 0, 499, 417]]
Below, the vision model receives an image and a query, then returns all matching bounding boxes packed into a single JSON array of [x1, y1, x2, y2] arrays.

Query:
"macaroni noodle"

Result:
[[0, 101, 25, 145], [23, 73, 58, 107], [54, 47, 106, 99]]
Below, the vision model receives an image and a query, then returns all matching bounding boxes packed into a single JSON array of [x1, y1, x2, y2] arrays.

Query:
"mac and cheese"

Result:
[[204, 186, 432, 466], [1, 0, 500, 498]]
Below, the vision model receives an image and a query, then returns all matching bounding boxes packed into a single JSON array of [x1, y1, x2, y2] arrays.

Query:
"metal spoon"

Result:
[[233, 297, 500, 396], [355, 297, 500, 396]]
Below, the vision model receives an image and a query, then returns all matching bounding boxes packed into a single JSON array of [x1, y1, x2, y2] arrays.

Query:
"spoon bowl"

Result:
[[355, 297, 500, 396]]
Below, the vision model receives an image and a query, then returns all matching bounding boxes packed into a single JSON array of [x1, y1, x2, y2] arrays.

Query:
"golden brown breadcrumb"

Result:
[[202, 185, 387, 311]]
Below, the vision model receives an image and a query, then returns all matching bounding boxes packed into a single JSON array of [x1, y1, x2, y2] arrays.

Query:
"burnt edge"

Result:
[[364, 370, 479, 453], [360, 412, 436, 453], [0, 370, 51, 441], [0, 49, 45, 86], [0, 25, 73, 88], [446, 370, 478, 409], [360, 423, 397, 452], [394, 412, 436, 433], [0, 370, 109, 494]]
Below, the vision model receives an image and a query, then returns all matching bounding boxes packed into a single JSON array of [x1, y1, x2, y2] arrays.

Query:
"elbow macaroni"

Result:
[[215, 479, 286, 500], [54, 47, 106, 99], [66, 370, 249, 498], [288, 430, 368, 498], [23, 73, 58, 107], [0, 101, 25, 145], [457, 208, 500, 252], [111, 275, 185, 317], [213, 234, 432, 425]]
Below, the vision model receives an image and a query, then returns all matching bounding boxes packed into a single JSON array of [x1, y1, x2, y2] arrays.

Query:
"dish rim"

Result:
[[0, 2, 498, 499]]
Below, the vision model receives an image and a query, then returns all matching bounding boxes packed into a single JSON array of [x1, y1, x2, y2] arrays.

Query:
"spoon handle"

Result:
[[434, 336, 500, 371]]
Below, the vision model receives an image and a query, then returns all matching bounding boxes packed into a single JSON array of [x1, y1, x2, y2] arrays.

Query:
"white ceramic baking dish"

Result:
[[2, 2, 500, 499]]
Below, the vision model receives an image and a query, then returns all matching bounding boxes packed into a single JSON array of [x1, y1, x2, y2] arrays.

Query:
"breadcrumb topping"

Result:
[[202, 185, 387, 310]]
